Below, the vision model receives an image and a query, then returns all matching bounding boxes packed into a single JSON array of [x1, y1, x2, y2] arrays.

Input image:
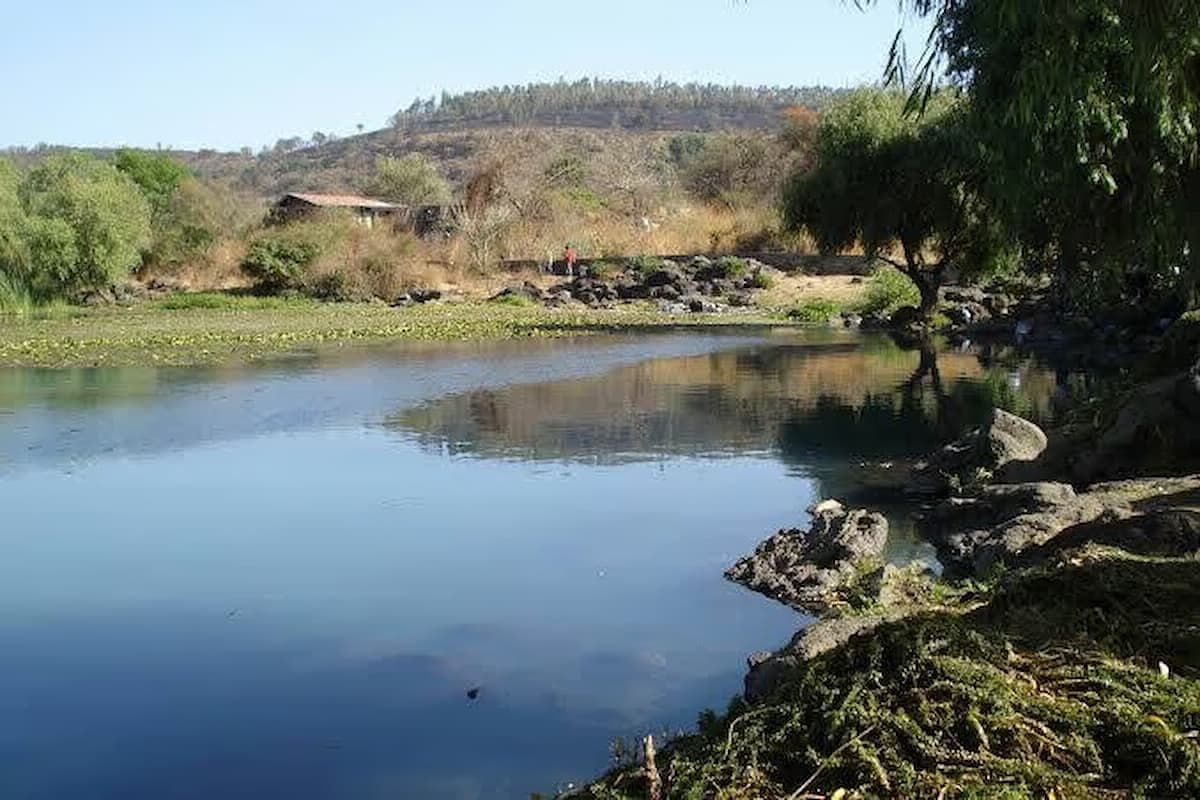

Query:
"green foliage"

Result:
[[863, 1, 1200, 309], [241, 236, 319, 292], [113, 149, 191, 215], [788, 296, 842, 323], [709, 256, 749, 279], [783, 88, 1012, 314], [389, 79, 841, 130], [5, 153, 151, 299], [366, 154, 451, 205], [667, 133, 708, 168], [748, 271, 773, 289], [155, 292, 317, 311], [489, 292, 538, 307], [627, 254, 666, 275], [860, 265, 920, 315], [682, 134, 777, 208], [145, 178, 246, 271]]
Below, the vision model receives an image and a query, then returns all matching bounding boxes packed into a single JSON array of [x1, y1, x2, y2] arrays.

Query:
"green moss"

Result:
[[583, 548, 1200, 799]]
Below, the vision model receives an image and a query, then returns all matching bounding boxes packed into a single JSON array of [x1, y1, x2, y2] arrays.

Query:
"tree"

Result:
[[854, 0, 1200, 309], [783, 89, 1010, 317], [113, 149, 191, 216], [366, 154, 452, 206], [19, 153, 151, 294]]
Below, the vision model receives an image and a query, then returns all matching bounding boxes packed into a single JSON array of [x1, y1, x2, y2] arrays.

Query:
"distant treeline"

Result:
[[389, 79, 841, 131]]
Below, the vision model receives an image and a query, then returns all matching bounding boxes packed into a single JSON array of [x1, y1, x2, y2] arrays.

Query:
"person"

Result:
[[564, 244, 578, 277]]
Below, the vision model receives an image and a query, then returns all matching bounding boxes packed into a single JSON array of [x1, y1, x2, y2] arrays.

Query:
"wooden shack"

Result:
[[272, 192, 402, 227]]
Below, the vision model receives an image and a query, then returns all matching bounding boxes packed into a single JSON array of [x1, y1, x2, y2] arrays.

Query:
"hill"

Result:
[[3, 80, 831, 199]]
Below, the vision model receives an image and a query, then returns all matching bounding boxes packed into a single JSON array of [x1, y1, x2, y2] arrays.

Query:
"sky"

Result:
[[0, 1, 931, 152]]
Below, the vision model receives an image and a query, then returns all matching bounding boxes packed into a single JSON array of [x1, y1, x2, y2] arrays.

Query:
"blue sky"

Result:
[[0, 1, 930, 152]]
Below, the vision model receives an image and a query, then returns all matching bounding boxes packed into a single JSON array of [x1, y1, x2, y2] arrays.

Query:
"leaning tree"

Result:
[[782, 88, 1010, 318]]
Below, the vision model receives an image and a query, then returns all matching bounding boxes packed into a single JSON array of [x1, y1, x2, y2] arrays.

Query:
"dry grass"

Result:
[[758, 273, 870, 311]]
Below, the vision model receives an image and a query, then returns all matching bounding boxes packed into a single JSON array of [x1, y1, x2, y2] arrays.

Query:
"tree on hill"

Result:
[[783, 89, 1010, 318], [366, 154, 452, 206], [114, 149, 191, 216]]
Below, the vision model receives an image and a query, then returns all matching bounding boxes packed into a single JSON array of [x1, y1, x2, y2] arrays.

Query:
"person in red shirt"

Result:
[[564, 244, 579, 277]]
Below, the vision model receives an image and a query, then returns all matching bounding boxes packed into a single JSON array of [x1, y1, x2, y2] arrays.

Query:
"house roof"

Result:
[[282, 192, 399, 210]]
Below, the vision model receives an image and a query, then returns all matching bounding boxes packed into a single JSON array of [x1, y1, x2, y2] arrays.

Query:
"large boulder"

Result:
[[1071, 361, 1200, 482], [911, 408, 1048, 496], [919, 482, 1113, 576], [725, 500, 888, 613]]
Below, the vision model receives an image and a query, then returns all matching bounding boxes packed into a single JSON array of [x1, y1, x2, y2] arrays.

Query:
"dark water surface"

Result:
[[0, 330, 1070, 799]]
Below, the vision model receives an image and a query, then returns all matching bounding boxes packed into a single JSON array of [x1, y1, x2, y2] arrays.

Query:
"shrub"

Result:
[[711, 256, 750, 279], [861, 265, 920, 316], [308, 271, 352, 302], [490, 292, 537, 307], [627, 254, 666, 275], [788, 296, 841, 323], [749, 271, 773, 289], [17, 153, 151, 297], [241, 237, 319, 292]]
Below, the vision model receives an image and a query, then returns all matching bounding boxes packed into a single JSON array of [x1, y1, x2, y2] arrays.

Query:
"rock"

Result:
[[644, 267, 688, 289], [725, 290, 755, 307], [946, 301, 990, 327], [615, 280, 649, 300], [744, 612, 905, 701], [656, 300, 688, 314], [889, 306, 922, 328], [725, 501, 888, 613], [942, 286, 987, 304], [649, 285, 682, 301], [1071, 363, 1200, 482], [490, 281, 545, 303], [1016, 508, 1200, 566], [686, 296, 721, 313], [850, 276, 865, 285], [919, 481, 1116, 576], [544, 290, 573, 307], [841, 312, 863, 328], [910, 409, 1048, 496]]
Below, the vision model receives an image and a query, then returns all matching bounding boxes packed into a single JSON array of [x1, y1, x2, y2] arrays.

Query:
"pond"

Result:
[[0, 330, 1076, 799]]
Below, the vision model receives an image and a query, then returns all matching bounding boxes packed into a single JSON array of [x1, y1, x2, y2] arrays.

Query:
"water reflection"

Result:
[[0, 331, 1085, 800], [389, 335, 1065, 477]]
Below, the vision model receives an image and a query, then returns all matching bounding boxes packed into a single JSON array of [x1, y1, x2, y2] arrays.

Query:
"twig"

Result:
[[724, 707, 774, 759], [644, 735, 662, 800], [785, 725, 878, 800]]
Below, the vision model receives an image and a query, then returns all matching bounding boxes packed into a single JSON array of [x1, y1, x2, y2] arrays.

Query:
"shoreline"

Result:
[[0, 299, 801, 369]]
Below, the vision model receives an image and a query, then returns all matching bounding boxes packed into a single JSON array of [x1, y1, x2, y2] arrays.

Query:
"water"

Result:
[[0, 330, 1070, 799]]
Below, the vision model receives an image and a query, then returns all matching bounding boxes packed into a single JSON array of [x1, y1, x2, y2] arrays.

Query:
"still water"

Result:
[[0, 330, 1068, 799]]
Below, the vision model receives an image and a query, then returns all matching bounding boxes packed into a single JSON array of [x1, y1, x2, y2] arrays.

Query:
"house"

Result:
[[272, 192, 402, 227]]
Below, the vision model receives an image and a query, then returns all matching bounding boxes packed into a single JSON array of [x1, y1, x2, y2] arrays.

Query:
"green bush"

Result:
[[861, 266, 920, 316], [308, 272, 353, 302], [748, 271, 773, 289], [788, 296, 841, 323], [490, 292, 538, 307], [241, 237, 319, 292], [7, 154, 151, 299], [711, 256, 750, 279], [627, 254, 666, 275]]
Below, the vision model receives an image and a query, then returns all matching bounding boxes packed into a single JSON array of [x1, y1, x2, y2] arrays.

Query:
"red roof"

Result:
[[283, 192, 399, 210]]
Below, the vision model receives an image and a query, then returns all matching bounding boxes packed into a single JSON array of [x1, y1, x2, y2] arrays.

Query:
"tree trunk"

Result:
[[902, 247, 941, 318]]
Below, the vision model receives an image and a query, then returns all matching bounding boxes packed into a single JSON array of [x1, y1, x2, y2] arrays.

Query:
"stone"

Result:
[[920, 482, 1112, 575], [725, 501, 888, 613], [743, 612, 905, 702], [910, 409, 1048, 496]]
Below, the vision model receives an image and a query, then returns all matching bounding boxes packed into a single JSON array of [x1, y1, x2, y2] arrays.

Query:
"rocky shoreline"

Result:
[[579, 326, 1200, 798]]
